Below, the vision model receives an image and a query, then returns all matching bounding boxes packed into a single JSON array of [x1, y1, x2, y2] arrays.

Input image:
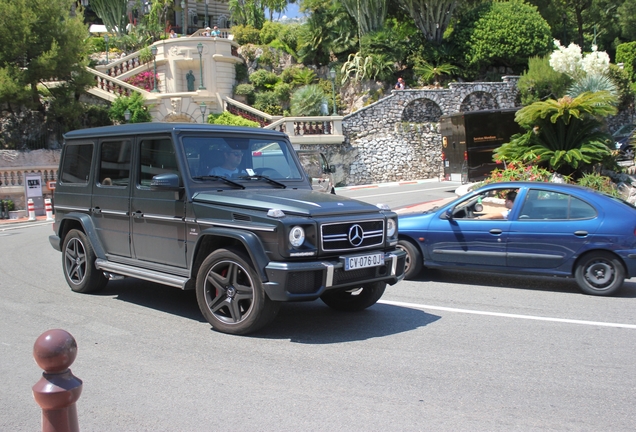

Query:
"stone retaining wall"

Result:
[[328, 78, 522, 186]]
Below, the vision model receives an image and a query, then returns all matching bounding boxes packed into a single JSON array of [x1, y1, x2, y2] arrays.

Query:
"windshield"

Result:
[[182, 135, 303, 183]]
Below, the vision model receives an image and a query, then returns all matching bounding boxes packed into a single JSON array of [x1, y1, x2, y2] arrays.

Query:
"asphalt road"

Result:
[[336, 180, 462, 212], [2, 215, 636, 431]]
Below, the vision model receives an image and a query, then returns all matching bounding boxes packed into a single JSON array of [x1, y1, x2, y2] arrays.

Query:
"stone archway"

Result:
[[460, 91, 498, 112], [162, 113, 196, 122], [402, 98, 443, 122]]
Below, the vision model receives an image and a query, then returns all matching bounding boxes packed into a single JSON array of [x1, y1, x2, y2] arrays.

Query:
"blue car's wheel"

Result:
[[575, 251, 625, 296], [396, 239, 423, 280]]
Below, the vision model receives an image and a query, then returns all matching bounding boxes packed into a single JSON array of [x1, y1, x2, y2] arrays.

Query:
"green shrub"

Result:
[[87, 36, 106, 54], [517, 56, 572, 105], [235, 63, 249, 83], [260, 21, 283, 45], [616, 42, 636, 82], [607, 64, 636, 111], [292, 67, 317, 86], [257, 47, 278, 68], [280, 66, 298, 84], [109, 92, 152, 123], [576, 172, 619, 197], [481, 162, 555, 185], [84, 105, 113, 128], [451, 0, 552, 75], [254, 91, 282, 115], [209, 111, 260, 127], [2, 199, 14, 211], [232, 24, 261, 45], [138, 46, 152, 64], [249, 69, 280, 91], [234, 83, 255, 105], [278, 23, 301, 51], [273, 82, 293, 104], [290, 85, 326, 116]]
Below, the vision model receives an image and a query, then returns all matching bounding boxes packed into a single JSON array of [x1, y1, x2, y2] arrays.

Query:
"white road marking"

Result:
[[379, 299, 636, 329]]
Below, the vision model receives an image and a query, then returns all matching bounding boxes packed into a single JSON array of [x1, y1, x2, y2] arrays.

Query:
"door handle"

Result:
[[92, 207, 101, 215], [133, 210, 143, 219], [489, 229, 502, 235], [574, 230, 588, 237]]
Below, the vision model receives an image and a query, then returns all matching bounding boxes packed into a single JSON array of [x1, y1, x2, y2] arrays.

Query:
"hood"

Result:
[[192, 188, 383, 217], [398, 211, 435, 231]]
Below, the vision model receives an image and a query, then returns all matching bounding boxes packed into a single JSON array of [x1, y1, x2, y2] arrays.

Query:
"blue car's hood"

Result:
[[398, 212, 436, 231]]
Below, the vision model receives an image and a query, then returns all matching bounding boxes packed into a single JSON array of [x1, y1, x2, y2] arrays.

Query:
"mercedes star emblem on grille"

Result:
[[348, 224, 364, 246]]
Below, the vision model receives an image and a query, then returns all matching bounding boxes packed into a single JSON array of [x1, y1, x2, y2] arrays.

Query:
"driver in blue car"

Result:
[[478, 190, 516, 220]]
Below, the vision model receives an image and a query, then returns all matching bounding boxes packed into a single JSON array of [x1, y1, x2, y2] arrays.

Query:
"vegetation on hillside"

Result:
[[2, 0, 636, 157]]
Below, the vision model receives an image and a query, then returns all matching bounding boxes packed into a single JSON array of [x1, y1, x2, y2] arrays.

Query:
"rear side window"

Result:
[[99, 140, 131, 187], [520, 189, 597, 220], [60, 143, 93, 184]]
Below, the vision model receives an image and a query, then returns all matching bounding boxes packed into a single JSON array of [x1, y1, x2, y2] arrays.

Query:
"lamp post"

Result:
[[200, 102, 207, 124], [150, 45, 158, 92], [124, 109, 131, 123], [197, 43, 206, 90], [329, 67, 337, 115], [181, 0, 186, 36], [205, 0, 209, 28], [104, 34, 109, 64]]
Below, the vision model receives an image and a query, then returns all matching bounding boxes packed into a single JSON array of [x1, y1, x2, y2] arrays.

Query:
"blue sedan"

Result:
[[397, 181, 636, 296]]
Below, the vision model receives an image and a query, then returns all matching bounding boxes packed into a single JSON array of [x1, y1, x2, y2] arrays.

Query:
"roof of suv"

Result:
[[64, 123, 287, 140]]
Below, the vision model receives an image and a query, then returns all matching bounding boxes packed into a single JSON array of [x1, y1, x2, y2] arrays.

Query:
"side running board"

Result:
[[95, 259, 189, 289]]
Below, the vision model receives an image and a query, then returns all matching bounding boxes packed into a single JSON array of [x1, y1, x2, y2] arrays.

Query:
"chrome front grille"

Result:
[[321, 219, 384, 252]]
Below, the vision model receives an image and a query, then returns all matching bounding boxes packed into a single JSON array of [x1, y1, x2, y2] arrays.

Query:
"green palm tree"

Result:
[[413, 61, 457, 85], [494, 91, 618, 176], [290, 85, 326, 116]]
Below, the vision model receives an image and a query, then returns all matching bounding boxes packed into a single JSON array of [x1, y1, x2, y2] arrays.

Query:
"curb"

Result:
[[0, 215, 50, 226]]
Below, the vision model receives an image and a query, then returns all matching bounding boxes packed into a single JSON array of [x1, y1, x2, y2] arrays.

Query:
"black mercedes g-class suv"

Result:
[[50, 123, 405, 334]]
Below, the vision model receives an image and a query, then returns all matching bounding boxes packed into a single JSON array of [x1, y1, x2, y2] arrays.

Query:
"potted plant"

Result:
[[4, 199, 22, 219]]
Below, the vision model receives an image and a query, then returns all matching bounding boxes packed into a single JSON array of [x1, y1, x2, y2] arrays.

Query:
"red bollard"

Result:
[[32, 329, 83, 432]]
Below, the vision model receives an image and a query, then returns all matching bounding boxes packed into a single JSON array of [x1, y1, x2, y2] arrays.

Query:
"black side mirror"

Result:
[[329, 164, 336, 173], [151, 173, 181, 189]]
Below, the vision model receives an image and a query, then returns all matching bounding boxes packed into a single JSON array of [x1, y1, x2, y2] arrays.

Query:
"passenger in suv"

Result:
[[50, 123, 406, 335]]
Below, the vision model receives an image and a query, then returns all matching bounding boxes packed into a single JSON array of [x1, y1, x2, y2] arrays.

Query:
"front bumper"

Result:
[[263, 249, 406, 301]]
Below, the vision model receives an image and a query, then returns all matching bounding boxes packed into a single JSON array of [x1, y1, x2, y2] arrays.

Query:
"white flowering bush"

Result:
[[549, 40, 610, 79], [549, 40, 583, 78], [581, 46, 611, 76]]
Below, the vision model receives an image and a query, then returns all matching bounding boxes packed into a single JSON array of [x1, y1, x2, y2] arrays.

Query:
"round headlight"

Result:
[[387, 218, 397, 237], [289, 226, 305, 247]]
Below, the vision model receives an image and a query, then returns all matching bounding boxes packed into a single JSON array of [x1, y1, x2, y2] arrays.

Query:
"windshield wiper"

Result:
[[192, 175, 245, 189], [238, 175, 286, 188]]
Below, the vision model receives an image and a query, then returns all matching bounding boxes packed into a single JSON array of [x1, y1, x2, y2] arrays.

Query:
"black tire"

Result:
[[320, 281, 386, 312], [62, 229, 108, 293], [574, 251, 625, 296], [396, 239, 423, 280], [195, 248, 280, 335]]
